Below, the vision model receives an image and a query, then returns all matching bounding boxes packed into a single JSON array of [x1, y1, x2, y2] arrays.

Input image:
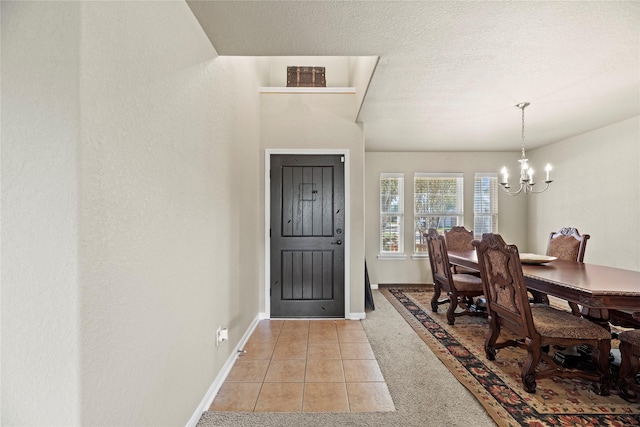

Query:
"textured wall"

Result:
[[78, 2, 261, 426], [528, 116, 640, 270], [364, 151, 528, 285], [1, 2, 82, 424], [260, 93, 366, 316], [2, 1, 262, 425]]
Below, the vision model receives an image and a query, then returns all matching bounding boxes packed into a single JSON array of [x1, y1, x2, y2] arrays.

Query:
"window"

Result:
[[474, 173, 499, 239], [380, 173, 404, 253], [414, 173, 463, 252]]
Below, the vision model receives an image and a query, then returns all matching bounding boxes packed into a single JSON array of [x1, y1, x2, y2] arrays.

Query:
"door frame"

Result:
[[264, 149, 350, 319]]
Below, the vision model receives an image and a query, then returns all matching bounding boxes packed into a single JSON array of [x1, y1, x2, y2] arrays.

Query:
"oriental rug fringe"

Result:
[[380, 287, 640, 427]]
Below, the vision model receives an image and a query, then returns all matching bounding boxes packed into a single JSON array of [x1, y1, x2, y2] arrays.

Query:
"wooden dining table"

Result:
[[447, 250, 640, 317]]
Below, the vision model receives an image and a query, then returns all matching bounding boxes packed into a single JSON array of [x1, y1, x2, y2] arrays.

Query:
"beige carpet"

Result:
[[197, 288, 495, 427]]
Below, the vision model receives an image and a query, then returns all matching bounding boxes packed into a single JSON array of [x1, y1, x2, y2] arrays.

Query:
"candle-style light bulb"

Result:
[[545, 163, 552, 182], [528, 168, 534, 184], [501, 167, 508, 185]]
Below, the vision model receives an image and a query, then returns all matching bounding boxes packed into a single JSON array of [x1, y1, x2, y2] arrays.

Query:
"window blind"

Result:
[[474, 173, 498, 238]]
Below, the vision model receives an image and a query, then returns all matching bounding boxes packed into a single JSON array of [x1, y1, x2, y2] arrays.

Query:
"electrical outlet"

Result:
[[216, 327, 228, 346]]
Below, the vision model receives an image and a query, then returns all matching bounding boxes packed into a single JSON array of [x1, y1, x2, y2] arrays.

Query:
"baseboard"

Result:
[[377, 283, 433, 288], [349, 312, 366, 320], [371, 283, 379, 290], [185, 314, 261, 427]]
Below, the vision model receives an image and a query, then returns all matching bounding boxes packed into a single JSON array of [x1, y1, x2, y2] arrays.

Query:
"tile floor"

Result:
[[209, 319, 395, 413]]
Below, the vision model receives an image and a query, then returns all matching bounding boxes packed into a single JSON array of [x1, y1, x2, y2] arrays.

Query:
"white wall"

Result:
[[2, 1, 262, 426], [365, 151, 528, 285], [260, 93, 366, 317], [349, 56, 378, 119], [528, 116, 640, 270], [2, 2, 82, 424]]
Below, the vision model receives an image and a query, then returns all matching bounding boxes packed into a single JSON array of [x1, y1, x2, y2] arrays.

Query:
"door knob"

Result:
[[331, 240, 342, 245]]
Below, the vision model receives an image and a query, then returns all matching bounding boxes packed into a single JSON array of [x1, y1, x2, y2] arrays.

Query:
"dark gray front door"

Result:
[[270, 154, 345, 318]]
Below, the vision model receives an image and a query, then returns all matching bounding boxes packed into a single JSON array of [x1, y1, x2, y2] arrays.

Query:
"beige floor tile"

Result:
[[272, 340, 308, 359], [209, 382, 261, 412], [307, 342, 341, 359], [241, 340, 276, 360], [256, 319, 284, 329], [310, 320, 338, 328], [254, 383, 304, 412], [335, 320, 363, 331], [225, 359, 270, 382], [246, 330, 280, 345], [277, 328, 310, 342], [347, 382, 395, 412], [308, 327, 338, 342], [282, 320, 310, 330], [343, 359, 384, 382], [339, 342, 375, 359], [264, 359, 306, 382], [254, 320, 284, 334], [215, 318, 393, 414], [246, 329, 279, 342], [337, 328, 368, 343], [303, 383, 349, 412], [305, 359, 345, 382]]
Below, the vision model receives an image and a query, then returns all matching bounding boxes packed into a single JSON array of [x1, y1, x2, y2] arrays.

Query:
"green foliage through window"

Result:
[[414, 173, 463, 252], [380, 174, 404, 253]]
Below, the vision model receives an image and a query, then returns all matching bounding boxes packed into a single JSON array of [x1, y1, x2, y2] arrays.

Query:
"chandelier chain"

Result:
[[520, 104, 526, 159]]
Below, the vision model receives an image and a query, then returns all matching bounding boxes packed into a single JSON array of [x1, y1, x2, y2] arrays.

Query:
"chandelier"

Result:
[[500, 102, 552, 195]]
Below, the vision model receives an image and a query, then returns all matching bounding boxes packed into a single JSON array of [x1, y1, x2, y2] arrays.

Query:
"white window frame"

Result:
[[379, 173, 405, 258], [473, 172, 499, 239], [414, 173, 464, 254]]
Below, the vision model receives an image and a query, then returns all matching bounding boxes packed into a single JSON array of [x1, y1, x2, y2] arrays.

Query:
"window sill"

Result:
[[377, 253, 407, 260], [412, 253, 429, 260]]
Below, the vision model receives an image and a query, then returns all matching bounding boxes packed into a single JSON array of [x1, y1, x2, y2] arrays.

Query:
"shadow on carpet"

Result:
[[380, 287, 640, 427]]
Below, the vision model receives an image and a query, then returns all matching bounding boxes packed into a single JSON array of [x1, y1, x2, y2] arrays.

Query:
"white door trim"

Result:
[[264, 149, 351, 319]]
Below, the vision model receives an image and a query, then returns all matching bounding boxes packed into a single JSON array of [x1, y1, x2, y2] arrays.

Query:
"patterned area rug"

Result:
[[380, 287, 640, 427]]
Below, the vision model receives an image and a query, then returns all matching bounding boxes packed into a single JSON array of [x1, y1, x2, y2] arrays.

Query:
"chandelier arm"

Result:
[[500, 183, 525, 196], [523, 181, 552, 194]]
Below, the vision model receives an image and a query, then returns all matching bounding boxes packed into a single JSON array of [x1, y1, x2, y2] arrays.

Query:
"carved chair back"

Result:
[[473, 233, 536, 339], [547, 227, 590, 262], [426, 232, 454, 295], [444, 226, 474, 251]]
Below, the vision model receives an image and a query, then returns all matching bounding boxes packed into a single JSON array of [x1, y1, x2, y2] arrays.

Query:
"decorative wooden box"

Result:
[[287, 66, 326, 87]]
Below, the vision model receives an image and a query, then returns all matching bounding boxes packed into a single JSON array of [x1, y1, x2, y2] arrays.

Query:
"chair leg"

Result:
[[485, 315, 500, 361], [617, 341, 639, 402], [591, 339, 611, 396], [568, 301, 581, 317], [431, 283, 441, 312], [528, 290, 549, 305], [521, 337, 541, 393], [446, 295, 458, 325]]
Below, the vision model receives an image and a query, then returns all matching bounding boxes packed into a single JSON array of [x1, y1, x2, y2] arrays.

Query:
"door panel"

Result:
[[270, 154, 345, 318]]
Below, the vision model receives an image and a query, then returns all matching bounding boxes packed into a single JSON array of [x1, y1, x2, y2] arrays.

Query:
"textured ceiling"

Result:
[[187, 1, 640, 152]]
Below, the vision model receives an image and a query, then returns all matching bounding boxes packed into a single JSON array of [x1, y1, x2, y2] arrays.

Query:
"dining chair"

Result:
[[473, 233, 612, 395], [546, 227, 591, 315], [546, 227, 590, 262], [617, 329, 640, 402], [444, 226, 479, 275], [426, 231, 486, 325]]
